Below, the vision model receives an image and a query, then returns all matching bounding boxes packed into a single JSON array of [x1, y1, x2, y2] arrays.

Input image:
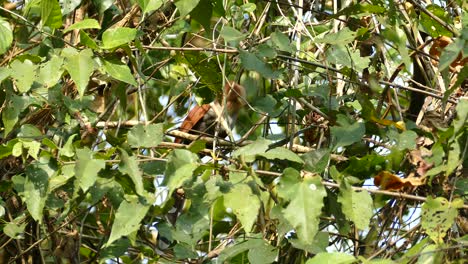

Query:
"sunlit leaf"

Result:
[[101, 27, 137, 49], [127, 123, 163, 148], [281, 171, 326, 244], [106, 195, 151, 246], [63, 49, 95, 97], [102, 59, 137, 86], [338, 185, 373, 230], [64, 18, 101, 33], [75, 148, 106, 192], [10, 59, 37, 93], [37, 56, 64, 88], [0, 17, 13, 55], [306, 252, 356, 264], [136, 0, 163, 15], [421, 197, 463, 243], [175, 0, 200, 18], [224, 183, 260, 232], [41, 0, 62, 29]]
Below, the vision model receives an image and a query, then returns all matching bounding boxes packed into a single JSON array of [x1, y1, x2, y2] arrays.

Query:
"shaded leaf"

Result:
[[270, 30, 294, 53], [24, 161, 54, 222], [316, 27, 356, 45], [239, 50, 281, 79], [106, 195, 150, 246], [118, 150, 144, 196], [163, 149, 198, 197], [330, 115, 365, 149], [232, 138, 271, 162], [220, 26, 247, 42]]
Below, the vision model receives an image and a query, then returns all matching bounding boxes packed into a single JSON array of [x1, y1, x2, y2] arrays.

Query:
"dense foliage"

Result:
[[0, 0, 466, 263]]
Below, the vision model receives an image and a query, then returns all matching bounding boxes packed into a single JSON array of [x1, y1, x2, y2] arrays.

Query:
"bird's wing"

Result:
[[175, 104, 211, 143]]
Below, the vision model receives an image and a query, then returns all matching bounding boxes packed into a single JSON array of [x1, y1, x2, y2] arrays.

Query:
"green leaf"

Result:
[[118, 150, 144, 196], [175, 0, 200, 18], [325, 44, 370, 72], [303, 149, 330, 173], [420, 5, 453, 37], [64, 18, 101, 33], [2, 94, 31, 135], [338, 186, 373, 230], [453, 98, 467, 134], [388, 130, 418, 151], [220, 26, 247, 42], [0, 17, 13, 55], [79, 30, 100, 50], [24, 162, 54, 222], [22, 140, 41, 160], [61, 0, 82, 15], [4, 220, 26, 239], [306, 252, 356, 264], [282, 173, 326, 244], [439, 38, 464, 71], [58, 134, 77, 158], [277, 168, 301, 200], [164, 149, 198, 197], [106, 195, 150, 246], [41, 0, 62, 29], [330, 115, 365, 149], [75, 148, 106, 192], [239, 50, 281, 79], [315, 27, 356, 45], [37, 56, 64, 88], [248, 241, 278, 264], [102, 59, 137, 86], [101, 27, 137, 49], [270, 30, 293, 53], [63, 49, 95, 97], [258, 147, 304, 164], [190, 0, 212, 32], [127, 123, 163, 147], [232, 138, 271, 162], [224, 183, 260, 232], [218, 239, 264, 263], [136, 0, 163, 15], [10, 59, 37, 93], [18, 124, 42, 138], [421, 197, 463, 243]]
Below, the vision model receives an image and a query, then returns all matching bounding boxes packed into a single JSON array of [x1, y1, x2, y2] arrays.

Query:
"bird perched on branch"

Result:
[[175, 82, 246, 143]]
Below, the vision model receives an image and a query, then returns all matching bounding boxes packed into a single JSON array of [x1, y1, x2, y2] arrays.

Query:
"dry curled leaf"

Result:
[[374, 171, 424, 191]]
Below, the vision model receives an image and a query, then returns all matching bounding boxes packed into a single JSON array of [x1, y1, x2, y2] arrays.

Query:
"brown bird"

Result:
[[175, 82, 246, 143]]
